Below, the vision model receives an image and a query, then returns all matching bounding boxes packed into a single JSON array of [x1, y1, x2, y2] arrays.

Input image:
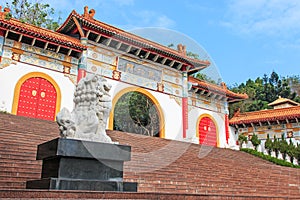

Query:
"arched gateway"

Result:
[[109, 87, 165, 138]]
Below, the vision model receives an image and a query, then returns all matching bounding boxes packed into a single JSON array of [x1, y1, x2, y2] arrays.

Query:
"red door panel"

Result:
[[199, 117, 217, 147], [17, 77, 57, 121]]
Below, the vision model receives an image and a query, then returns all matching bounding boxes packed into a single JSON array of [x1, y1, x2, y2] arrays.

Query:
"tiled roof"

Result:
[[0, 16, 86, 51], [188, 76, 248, 101], [268, 96, 299, 107], [229, 106, 300, 125], [57, 10, 210, 67]]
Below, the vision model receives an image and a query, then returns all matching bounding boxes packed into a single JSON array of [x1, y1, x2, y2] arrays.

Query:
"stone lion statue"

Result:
[[56, 74, 113, 143]]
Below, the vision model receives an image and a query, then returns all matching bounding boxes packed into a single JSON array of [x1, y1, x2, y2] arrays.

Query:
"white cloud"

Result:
[[155, 15, 176, 28], [132, 11, 175, 28], [222, 0, 300, 38], [112, 0, 134, 6]]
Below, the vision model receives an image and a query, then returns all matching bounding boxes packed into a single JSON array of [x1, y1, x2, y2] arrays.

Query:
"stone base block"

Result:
[[26, 178, 138, 192], [26, 138, 137, 192]]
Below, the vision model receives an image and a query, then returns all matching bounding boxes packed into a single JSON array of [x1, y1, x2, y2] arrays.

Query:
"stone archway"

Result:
[[12, 72, 61, 121], [109, 87, 165, 138]]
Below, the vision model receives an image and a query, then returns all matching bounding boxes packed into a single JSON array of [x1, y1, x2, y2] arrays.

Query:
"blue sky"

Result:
[[13, 0, 300, 85]]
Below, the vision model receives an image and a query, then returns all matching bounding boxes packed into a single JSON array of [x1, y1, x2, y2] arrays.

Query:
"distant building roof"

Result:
[[229, 105, 300, 125], [268, 96, 299, 107]]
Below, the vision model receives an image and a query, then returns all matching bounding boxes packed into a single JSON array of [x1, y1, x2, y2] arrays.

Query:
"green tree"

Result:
[[238, 134, 248, 149], [186, 51, 199, 59], [195, 73, 217, 84], [250, 134, 261, 151], [265, 134, 273, 155], [5, 0, 61, 30], [229, 71, 300, 118], [287, 139, 296, 164], [273, 135, 280, 158], [167, 43, 199, 59], [279, 134, 288, 160], [295, 143, 300, 165], [113, 92, 160, 137]]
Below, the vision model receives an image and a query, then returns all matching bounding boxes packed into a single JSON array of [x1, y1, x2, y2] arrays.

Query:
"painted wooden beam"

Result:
[[44, 42, 49, 50], [72, 16, 85, 38], [116, 42, 122, 50], [95, 35, 101, 43], [18, 34, 23, 42], [31, 38, 36, 46]]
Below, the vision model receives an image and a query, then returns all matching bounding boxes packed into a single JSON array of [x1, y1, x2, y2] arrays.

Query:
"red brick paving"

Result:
[[0, 113, 299, 199]]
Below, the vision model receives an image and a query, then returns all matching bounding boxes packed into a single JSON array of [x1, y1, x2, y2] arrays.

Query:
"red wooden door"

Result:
[[17, 77, 57, 120], [199, 117, 217, 147]]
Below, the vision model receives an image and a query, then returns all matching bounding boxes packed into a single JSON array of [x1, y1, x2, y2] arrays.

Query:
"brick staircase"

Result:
[[0, 113, 58, 189], [0, 112, 300, 199]]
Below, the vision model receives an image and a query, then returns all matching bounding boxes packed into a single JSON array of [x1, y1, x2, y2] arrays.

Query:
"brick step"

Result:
[[0, 140, 45, 150], [0, 155, 37, 163], [0, 181, 26, 189], [0, 114, 57, 130], [0, 175, 40, 182], [0, 152, 37, 161], [0, 167, 40, 177], [0, 125, 57, 134], [0, 147, 37, 156], [0, 160, 41, 169], [0, 190, 298, 199], [0, 132, 56, 143], [0, 127, 57, 136], [138, 183, 294, 197], [0, 140, 51, 150], [139, 179, 294, 189], [0, 135, 55, 144], [0, 171, 40, 179], [0, 160, 42, 169], [0, 166, 41, 174]]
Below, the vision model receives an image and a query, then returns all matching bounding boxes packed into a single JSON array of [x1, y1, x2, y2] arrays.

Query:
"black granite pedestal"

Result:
[[26, 138, 137, 192]]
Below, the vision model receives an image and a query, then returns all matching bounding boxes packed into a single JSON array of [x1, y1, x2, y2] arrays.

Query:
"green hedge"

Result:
[[241, 148, 300, 168]]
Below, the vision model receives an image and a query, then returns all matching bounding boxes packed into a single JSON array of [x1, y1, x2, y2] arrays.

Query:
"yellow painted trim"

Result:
[[109, 87, 165, 138], [12, 72, 61, 120], [12, 48, 24, 54], [196, 114, 220, 147]]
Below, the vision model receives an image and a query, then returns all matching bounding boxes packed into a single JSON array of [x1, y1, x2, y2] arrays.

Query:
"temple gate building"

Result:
[[230, 97, 300, 148], [0, 7, 247, 148]]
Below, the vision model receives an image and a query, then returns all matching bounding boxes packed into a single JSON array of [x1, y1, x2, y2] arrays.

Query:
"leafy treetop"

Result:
[[229, 71, 300, 118], [4, 0, 61, 30]]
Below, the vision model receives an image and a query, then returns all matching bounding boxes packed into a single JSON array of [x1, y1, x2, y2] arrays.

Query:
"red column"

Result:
[[0, 30, 4, 62], [77, 37, 88, 83], [225, 114, 229, 144], [77, 69, 86, 83], [182, 97, 188, 138]]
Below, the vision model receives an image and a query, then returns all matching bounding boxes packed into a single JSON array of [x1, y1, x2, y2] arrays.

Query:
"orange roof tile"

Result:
[[188, 76, 248, 101], [57, 10, 210, 68], [229, 106, 300, 125], [0, 16, 86, 51]]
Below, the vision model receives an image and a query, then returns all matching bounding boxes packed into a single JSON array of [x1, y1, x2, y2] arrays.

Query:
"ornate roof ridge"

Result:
[[0, 13, 86, 50], [229, 105, 300, 125], [188, 76, 248, 100], [58, 10, 210, 66]]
